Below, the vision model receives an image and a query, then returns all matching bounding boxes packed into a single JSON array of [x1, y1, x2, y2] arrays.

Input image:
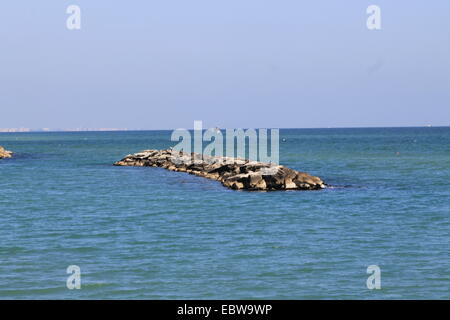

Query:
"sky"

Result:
[[0, 1, 449, 130]]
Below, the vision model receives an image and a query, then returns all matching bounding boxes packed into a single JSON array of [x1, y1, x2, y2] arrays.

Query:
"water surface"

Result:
[[0, 127, 449, 299]]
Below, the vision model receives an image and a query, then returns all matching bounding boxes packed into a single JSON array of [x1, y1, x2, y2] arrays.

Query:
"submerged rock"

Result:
[[114, 149, 326, 191], [0, 146, 13, 159]]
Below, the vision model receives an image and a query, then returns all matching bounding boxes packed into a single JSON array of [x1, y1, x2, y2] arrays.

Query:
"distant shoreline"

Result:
[[0, 125, 448, 133]]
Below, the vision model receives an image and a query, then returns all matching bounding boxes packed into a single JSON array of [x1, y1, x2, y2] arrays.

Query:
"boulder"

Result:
[[0, 146, 13, 159]]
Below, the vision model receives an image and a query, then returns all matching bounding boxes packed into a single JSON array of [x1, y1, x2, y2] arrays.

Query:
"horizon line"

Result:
[[0, 125, 448, 133]]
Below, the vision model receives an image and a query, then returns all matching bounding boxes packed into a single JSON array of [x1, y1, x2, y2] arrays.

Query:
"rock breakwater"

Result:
[[114, 149, 326, 191]]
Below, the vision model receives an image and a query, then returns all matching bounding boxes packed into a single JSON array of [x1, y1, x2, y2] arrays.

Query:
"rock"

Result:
[[0, 146, 13, 159], [114, 149, 326, 191]]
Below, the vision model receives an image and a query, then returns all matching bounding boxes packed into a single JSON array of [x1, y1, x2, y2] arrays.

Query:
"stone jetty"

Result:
[[114, 149, 326, 191], [0, 146, 13, 159]]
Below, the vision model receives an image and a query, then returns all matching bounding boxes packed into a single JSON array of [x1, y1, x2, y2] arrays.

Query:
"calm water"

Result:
[[0, 127, 449, 299]]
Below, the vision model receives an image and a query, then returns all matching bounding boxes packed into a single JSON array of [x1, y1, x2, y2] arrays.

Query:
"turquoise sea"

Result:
[[0, 127, 449, 299]]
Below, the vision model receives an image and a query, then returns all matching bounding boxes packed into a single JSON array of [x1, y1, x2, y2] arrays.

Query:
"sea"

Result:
[[0, 127, 449, 299]]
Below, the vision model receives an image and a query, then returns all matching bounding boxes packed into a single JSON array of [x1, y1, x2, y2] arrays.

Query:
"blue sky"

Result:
[[0, 1, 449, 129]]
